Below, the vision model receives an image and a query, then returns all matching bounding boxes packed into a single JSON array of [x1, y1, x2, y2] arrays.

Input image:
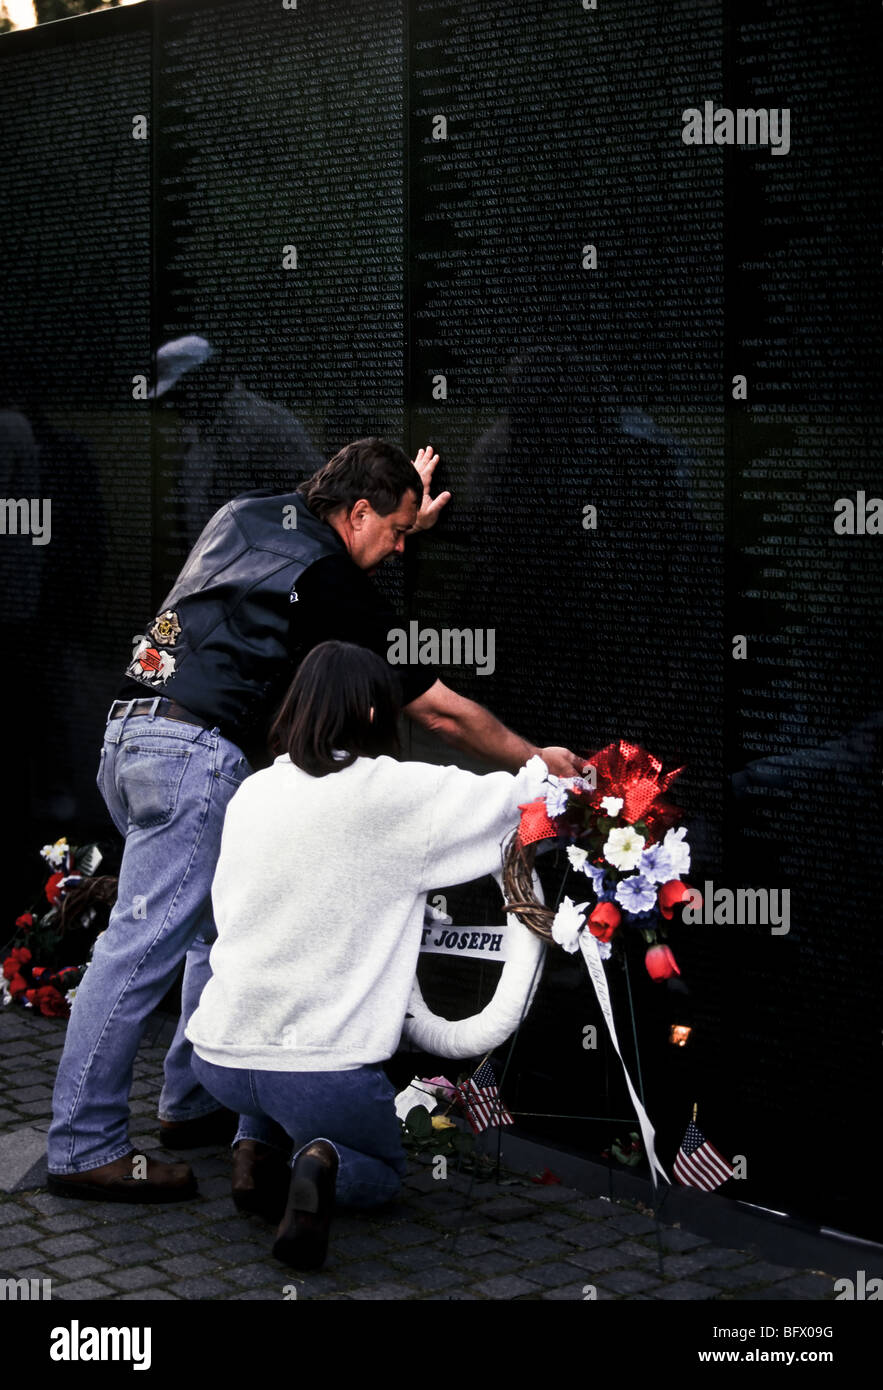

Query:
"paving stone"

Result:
[[598, 1267, 662, 1294], [560, 1245, 632, 1273], [7, 1085, 53, 1103], [540, 1284, 589, 1300], [469, 1273, 539, 1299], [227, 1288, 280, 1300], [377, 1220, 435, 1246], [530, 1210, 576, 1231], [336, 1258, 402, 1286], [525, 1260, 599, 1288], [119, 1288, 180, 1300], [698, 1262, 793, 1290], [103, 1243, 166, 1268], [609, 1212, 660, 1236], [0, 1244, 39, 1268], [386, 1244, 447, 1273], [22, 1193, 87, 1217], [0, 1109, 18, 1125], [613, 1239, 659, 1263], [103, 1266, 165, 1291], [558, 1220, 626, 1250], [695, 1247, 752, 1268], [567, 1197, 621, 1219], [212, 1241, 270, 1264], [0, 1200, 39, 1226], [457, 1249, 525, 1277], [158, 1252, 221, 1278], [0, 1222, 42, 1246], [658, 1251, 720, 1279], [139, 1209, 204, 1233], [168, 1275, 232, 1298], [35, 1210, 93, 1234], [48, 1254, 114, 1280], [40, 1231, 99, 1258], [520, 1184, 585, 1204], [89, 1221, 151, 1247], [472, 1196, 537, 1222], [346, 1282, 414, 1300], [651, 1279, 719, 1300], [409, 1266, 464, 1291], [495, 1234, 565, 1260], [52, 1278, 115, 1300], [658, 1228, 711, 1252], [221, 1262, 284, 1290], [765, 1273, 834, 1300], [420, 1290, 480, 1300]]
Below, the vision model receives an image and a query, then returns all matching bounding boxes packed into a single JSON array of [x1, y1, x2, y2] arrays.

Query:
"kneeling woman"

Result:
[[186, 640, 548, 1269]]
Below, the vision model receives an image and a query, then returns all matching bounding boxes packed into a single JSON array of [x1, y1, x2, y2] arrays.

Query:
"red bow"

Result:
[[585, 740, 684, 827], [517, 798, 560, 846]]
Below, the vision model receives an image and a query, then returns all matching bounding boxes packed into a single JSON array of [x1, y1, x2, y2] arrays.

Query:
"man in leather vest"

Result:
[[46, 437, 583, 1202]]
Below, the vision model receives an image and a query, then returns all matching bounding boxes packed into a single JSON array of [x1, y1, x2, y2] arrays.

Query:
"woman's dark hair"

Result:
[[269, 640, 401, 776], [298, 437, 421, 521]]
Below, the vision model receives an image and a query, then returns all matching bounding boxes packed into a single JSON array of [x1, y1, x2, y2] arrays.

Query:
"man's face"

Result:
[[346, 492, 419, 573]]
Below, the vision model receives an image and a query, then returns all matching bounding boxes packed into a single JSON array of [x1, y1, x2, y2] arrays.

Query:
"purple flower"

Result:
[[614, 874, 657, 915]]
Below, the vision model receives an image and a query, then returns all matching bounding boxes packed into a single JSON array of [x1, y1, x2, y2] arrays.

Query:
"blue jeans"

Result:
[[192, 1056, 408, 1208], [48, 701, 254, 1174]]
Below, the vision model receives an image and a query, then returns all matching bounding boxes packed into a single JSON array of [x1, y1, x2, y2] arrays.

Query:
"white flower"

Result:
[[1, 980, 13, 1007], [544, 778, 569, 818], [566, 845, 588, 872], [603, 826, 646, 872], [662, 826, 691, 877], [65, 988, 79, 1009], [596, 939, 612, 961], [40, 837, 69, 869], [551, 897, 590, 954], [600, 796, 623, 817]]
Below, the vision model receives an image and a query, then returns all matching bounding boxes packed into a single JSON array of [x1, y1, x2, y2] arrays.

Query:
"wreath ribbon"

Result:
[[577, 930, 670, 1189]]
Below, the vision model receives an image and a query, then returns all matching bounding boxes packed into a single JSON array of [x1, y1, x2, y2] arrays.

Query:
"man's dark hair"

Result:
[[269, 640, 401, 776], [298, 437, 421, 521]]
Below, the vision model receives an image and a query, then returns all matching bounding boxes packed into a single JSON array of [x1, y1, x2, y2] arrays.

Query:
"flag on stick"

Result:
[[456, 1059, 513, 1135], [673, 1117, 734, 1191]]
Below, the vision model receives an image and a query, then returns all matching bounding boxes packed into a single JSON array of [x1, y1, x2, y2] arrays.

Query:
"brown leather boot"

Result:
[[47, 1150, 197, 1203], [272, 1140, 338, 1271], [231, 1140, 292, 1222]]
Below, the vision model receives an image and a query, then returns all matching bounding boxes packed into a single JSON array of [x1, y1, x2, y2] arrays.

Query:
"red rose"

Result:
[[15, 913, 33, 932], [645, 944, 680, 980], [8, 974, 28, 998], [34, 985, 70, 1019], [588, 901, 621, 942], [3, 946, 32, 978], [658, 880, 695, 920], [45, 872, 65, 905]]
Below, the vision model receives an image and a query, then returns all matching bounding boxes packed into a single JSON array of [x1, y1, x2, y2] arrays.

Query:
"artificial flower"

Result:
[[531, 1168, 562, 1185], [424, 1075, 457, 1101], [45, 873, 65, 906], [566, 845, 588, 871], [645, 944, 681, 980], [7, 974, 28, 999], [40, 838, 69, 869], [639, 842, 674, 885], [662, 826, 691, 877], [3, 947, 32, 979], [596, 939, 612, 961], [31, 985, 69, 1019], [615, 874, 657, 915], [603, 825, 646, 872], [431, 1115, 456, 1131], [600, 795, 623, 816], [544, 778, 570, 819], [658, 879, 694, 920], [585, 862, 608, 896], [15, 913, 33, 932], [587, 901, 621, 942], [551, 896, 589, 953]]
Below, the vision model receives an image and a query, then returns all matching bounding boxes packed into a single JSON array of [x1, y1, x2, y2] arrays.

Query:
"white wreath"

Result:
[[400, 868, 547, 1059]]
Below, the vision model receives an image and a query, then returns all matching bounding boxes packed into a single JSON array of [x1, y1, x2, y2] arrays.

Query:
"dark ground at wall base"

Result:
[[1, 1005, 880, 1302]]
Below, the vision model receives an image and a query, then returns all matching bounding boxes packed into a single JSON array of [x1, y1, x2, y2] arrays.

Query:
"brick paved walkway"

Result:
[[0, 1008, 845, 1301]]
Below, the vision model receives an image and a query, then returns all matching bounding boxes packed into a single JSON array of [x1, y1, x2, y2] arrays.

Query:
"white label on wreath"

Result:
[[419, 922, 510, 962]]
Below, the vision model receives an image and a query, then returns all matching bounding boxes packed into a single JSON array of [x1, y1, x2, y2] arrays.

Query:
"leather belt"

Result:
[[109, 698, 212, 730]]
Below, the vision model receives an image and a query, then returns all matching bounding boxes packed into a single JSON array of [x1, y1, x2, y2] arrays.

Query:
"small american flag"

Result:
[[674, 1118, 734, 1191], [456, 1060, 513, 1135]]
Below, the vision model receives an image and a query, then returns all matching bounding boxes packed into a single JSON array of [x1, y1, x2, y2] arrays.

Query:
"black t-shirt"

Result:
[[116, 550, 436, 748]]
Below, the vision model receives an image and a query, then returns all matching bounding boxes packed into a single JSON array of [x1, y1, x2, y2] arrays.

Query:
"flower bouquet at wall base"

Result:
[[1, 837, 119, 1019], [504, 740, 700, 981]]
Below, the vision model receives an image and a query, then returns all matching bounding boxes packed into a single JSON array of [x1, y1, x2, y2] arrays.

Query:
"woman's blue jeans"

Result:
[[192, 1055, 408, 1209], [48, 702, 254, 1174]]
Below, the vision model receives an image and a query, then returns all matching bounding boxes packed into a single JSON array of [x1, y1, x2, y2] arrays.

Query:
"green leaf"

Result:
[[404, 1105, 432, 1139]]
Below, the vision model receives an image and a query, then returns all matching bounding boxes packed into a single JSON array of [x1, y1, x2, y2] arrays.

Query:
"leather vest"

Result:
[[123, 491, 344, 743]]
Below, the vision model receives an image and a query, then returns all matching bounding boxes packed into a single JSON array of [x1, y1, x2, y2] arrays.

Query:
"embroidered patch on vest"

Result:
[[125, 636, 177, 686], [149, 609, 182, 647]]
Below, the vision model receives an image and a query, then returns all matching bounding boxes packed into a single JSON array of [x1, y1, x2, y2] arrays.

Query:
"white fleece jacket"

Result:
[[186, 752, 549, 1071]]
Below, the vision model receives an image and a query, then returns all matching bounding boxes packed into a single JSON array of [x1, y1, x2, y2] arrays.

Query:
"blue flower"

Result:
[[614, 874, 657, 915]]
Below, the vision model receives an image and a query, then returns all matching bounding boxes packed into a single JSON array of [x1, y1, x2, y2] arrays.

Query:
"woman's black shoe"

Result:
[[272, 1140, 338, 1271]]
